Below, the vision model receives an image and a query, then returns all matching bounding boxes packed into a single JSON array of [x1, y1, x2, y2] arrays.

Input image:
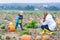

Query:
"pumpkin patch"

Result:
[[0, 9, 60, 40]]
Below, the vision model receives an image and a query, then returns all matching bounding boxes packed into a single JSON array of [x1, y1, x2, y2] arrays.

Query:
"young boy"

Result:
[[40, 12, 56, 35], [15, 11, 24, 30]]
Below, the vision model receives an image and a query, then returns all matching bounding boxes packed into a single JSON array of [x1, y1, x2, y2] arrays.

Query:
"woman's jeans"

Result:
[[41, 25, 50, 31]]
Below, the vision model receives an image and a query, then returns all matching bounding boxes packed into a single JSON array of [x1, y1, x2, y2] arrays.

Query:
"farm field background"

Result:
[[0, 10, 60, 40]]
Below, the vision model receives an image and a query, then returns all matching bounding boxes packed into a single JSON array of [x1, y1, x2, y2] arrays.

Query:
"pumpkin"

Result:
[[42, 35, 50, 40], [21, 35, 31, 40], [27, 21, 30, 23], [35, 36, 41, 40], [56, 21, 60, 25], [30, 17, 33, 21], [13, 19, 16, 23], [9, 22, 15, 32], [56, 18, 60, 25], [37, 16, 40, 21]]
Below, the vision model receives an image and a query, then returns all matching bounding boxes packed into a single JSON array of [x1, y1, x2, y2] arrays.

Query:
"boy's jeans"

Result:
[[15, 22, 23, 29]]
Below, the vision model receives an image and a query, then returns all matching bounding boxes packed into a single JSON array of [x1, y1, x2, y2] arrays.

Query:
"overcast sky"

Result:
[[0, 0, 60, 3]]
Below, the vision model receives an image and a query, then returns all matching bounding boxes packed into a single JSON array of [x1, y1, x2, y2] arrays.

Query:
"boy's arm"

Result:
[[16, 16, 19, 23]]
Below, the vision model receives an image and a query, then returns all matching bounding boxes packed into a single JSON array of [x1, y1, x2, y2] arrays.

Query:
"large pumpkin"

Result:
[[9, 22, 15, 32], [42, 35, 50, 40], [35, 36, 41, 40], [21, 35, 31, 40]]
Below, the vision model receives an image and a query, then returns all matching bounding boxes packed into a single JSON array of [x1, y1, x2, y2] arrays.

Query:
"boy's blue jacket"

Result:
[[16, 14, 23, 23], [16, 16, 20, 23]]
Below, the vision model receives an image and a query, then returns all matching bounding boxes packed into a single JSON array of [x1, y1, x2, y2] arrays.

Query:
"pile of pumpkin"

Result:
[[20, 35, 50, 40]]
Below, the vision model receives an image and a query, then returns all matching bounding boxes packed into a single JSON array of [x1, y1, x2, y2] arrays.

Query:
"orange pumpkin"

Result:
[[30, 17, 33, 21], [56, 18, 60, 25], [56, 21, 60, 25], [9, 22, 15, 32], [13, 19, 16, 23], [35, 36, 41, 40], [42, 35, 50, 40], [21, 35, 31, 40], [37, 17, 40, 21]]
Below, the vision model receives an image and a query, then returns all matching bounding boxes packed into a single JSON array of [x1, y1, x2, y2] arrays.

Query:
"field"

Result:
[[0, 10, 60, 40]]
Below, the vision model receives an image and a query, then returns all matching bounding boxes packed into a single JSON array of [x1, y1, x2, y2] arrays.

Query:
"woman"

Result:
[[40, 12, 56, 34]]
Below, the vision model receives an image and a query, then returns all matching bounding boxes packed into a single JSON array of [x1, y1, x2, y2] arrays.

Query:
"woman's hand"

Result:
[[43, 19, 45, 22]]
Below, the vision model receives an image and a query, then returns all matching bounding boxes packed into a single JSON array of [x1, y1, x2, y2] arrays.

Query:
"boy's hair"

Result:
[[19, 11, 24, 13]]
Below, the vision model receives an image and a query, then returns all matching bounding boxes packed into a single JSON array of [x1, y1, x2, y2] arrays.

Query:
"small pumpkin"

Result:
[[21, 35, 31, 40], [35, 36, 41, 40], [9, 22, 15, 32], [30, 17, 33, 21], [42, 35, 50, 40], [13, 19, 16, 23], [37, 16, 40, 21], [27, 21, 30, 24], [56, 21, 60, 25], [56, 18, 60, 25]]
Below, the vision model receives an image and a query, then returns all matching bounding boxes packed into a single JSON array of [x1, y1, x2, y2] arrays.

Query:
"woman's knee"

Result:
[[41, 25, 45, 29]]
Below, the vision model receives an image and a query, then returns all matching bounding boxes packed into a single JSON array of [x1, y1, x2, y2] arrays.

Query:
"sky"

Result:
[[0, 0, 60, 3]]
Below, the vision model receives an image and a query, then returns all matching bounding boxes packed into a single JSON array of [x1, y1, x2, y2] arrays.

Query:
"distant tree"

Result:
[[25, 5, 34, 10], [17, 6, 23, 10], [30, 6, 34, 10]]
